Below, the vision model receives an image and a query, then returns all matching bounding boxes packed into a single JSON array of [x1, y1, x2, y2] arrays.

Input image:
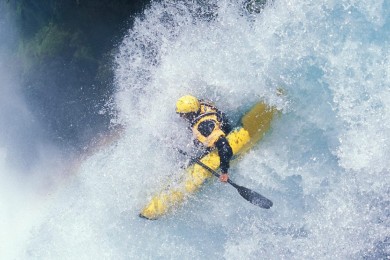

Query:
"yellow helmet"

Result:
[[176, 95, 200, 113]]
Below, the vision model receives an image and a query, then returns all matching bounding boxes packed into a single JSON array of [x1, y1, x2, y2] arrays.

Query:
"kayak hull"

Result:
[[140, 101, 277, 219]]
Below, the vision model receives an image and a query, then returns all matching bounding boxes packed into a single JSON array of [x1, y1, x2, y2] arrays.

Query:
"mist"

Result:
[[1, 0, 389, 259], [0, 4, 67, 259]]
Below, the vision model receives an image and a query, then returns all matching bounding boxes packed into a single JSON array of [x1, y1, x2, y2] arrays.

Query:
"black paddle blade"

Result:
[[236, 185, 273, 209]]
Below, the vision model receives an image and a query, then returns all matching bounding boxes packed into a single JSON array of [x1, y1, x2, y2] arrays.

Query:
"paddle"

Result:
[[178, 149, 273, 209]]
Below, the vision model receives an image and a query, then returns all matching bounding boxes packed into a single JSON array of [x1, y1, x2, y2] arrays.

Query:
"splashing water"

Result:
[[4, 0, 389, 259]]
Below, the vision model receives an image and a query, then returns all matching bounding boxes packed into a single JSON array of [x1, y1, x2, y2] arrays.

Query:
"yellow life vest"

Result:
[[199, 101, 218, 114], [192, 112, 225, 148]]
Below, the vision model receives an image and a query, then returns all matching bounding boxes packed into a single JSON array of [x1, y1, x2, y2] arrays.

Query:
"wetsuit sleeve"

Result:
[[215, 136, 233, 173], [216, 111, 232, 134]]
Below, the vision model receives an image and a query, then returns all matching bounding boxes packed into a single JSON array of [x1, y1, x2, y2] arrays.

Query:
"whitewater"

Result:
[[1, 0, 389, 259]]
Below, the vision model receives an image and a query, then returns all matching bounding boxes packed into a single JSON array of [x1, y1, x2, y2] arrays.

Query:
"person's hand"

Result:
[[219, 173, 229, 182]]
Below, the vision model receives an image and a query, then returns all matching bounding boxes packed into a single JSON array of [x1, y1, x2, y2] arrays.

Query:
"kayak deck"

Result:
[[139, 101, 277, 219]]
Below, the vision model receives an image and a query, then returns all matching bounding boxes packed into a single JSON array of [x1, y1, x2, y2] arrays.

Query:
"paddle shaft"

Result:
[[192, 157, 234, 186], [178, 149, 244, 186], [178, 149, 273, 209]]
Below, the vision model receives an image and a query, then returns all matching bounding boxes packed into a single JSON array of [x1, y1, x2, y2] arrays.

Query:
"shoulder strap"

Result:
[[199, 100, 218, 112], [190, 112, 218, 127]]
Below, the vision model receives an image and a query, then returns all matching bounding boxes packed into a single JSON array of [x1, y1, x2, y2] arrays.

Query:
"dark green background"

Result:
[[2, 0, 151, 150]]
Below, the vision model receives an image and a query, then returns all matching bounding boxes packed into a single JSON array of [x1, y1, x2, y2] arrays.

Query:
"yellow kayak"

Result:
[[139, 101, 278, 219]]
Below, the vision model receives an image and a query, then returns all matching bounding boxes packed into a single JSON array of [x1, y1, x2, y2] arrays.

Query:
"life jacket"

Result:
[[191, 101, 225, 148], [199, 100, 218, 114]]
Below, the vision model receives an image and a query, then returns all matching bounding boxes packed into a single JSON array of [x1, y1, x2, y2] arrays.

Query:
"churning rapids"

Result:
[[1, 0, 389, 259]]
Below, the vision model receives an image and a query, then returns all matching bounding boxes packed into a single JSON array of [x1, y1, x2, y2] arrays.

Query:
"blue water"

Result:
[[1, 0, 389, 259]]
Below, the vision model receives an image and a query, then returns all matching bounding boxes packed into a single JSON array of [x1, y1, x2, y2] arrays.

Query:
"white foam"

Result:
[[15, 0, 390, 258]]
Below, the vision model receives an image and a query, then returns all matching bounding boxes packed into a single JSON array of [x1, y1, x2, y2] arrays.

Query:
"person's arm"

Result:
[[217, 111, 233, 134], [215, 136, 233, 182], [196, 120, 233, 182]]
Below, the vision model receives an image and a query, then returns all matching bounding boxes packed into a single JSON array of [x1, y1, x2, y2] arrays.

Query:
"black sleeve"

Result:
[[215, 136, 233, 173], [217, 111, 232, 134]]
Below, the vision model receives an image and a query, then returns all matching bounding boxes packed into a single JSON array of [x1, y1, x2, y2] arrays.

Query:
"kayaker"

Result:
[[176, 95, 233, 182]]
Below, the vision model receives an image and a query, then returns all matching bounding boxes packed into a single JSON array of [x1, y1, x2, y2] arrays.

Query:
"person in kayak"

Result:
[[176, 95, 233, 182]]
